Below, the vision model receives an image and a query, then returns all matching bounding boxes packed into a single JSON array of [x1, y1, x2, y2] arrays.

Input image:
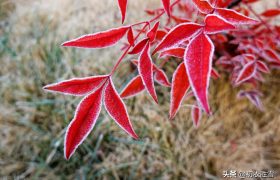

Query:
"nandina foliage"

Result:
[[44, 0, 280, 159]]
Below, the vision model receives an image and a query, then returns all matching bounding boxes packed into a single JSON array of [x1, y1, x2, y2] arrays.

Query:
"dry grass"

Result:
[[0, 0, 280, 179]]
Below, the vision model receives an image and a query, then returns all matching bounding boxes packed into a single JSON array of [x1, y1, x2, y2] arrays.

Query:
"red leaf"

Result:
[[170, 63, 190, 119], [184, 32, 214, 114], [128, 38, 149, 55], [192, 0, 214, 14], [261, 9, 280, 17], [120, 75, 145, 99], [256, 61, 270, 74], [43, 75, 108, 96], [235, 61, 256, 85], [215, 8, 258, 25], [62, 26, 129, 48], [159, 47, 185, 58], [153, 23, 203, 54], [64, 86, 104, 160], [155, 29, 167, 41], [238, 90, 264, 111], [154, 68, 171, 87], [204, 14, 235, 34], [191, 106, 202, 128], [262, 49, 280, 63], [147, 21, 160, 42], [161, 0, 171, 17], [104, 78, 138, 139], [118, 0, 128, 23], [139, 43, 158, 103], [127, 27, 135, 46]]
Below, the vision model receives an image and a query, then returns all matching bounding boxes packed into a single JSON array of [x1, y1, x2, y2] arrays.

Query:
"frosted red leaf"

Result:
[[238, 91, 264, 111], [118, 0, 128, 23], [171, 15, 191, 24], [184, 32, 214, 114], [161, 0, 171, 17], [127, 27, 135, 46], [62, 26, 129, 48], [263, 49, 280, 63], [64, 86, 104, 160], [155, 30, 167, 41], [120, 75, 145, 99], [192, 0, 214, 14], [159, 47, 185, 58], [139, 43, 158, 103], [204, 14, 236, 34], [104, 78, 138, 139], [147, 21, 160, 42], [153, 23, 203, 54], [43, 75, 108, 96], [256, 61, 270, 73], [215, 8, 258, 25], [191, 105, 202, 128], [235, 61, 256, 85], [261, 9, 280, 17], [154, 68, 171, 87], [128, 38, 149, 55], [170, 63, 190, 119]]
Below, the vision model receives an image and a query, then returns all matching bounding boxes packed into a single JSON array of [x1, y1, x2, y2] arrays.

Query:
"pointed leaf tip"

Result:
[[161, 0, 171, 17], [118, 0, 128, 24], [191, 106, 202, 128]]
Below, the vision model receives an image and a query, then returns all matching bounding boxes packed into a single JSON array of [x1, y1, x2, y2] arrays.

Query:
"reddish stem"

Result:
[[110, 0, 181, 76]]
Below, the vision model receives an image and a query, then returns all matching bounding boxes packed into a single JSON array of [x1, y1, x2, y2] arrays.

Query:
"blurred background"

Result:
[[0, 0, 280, 179]]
